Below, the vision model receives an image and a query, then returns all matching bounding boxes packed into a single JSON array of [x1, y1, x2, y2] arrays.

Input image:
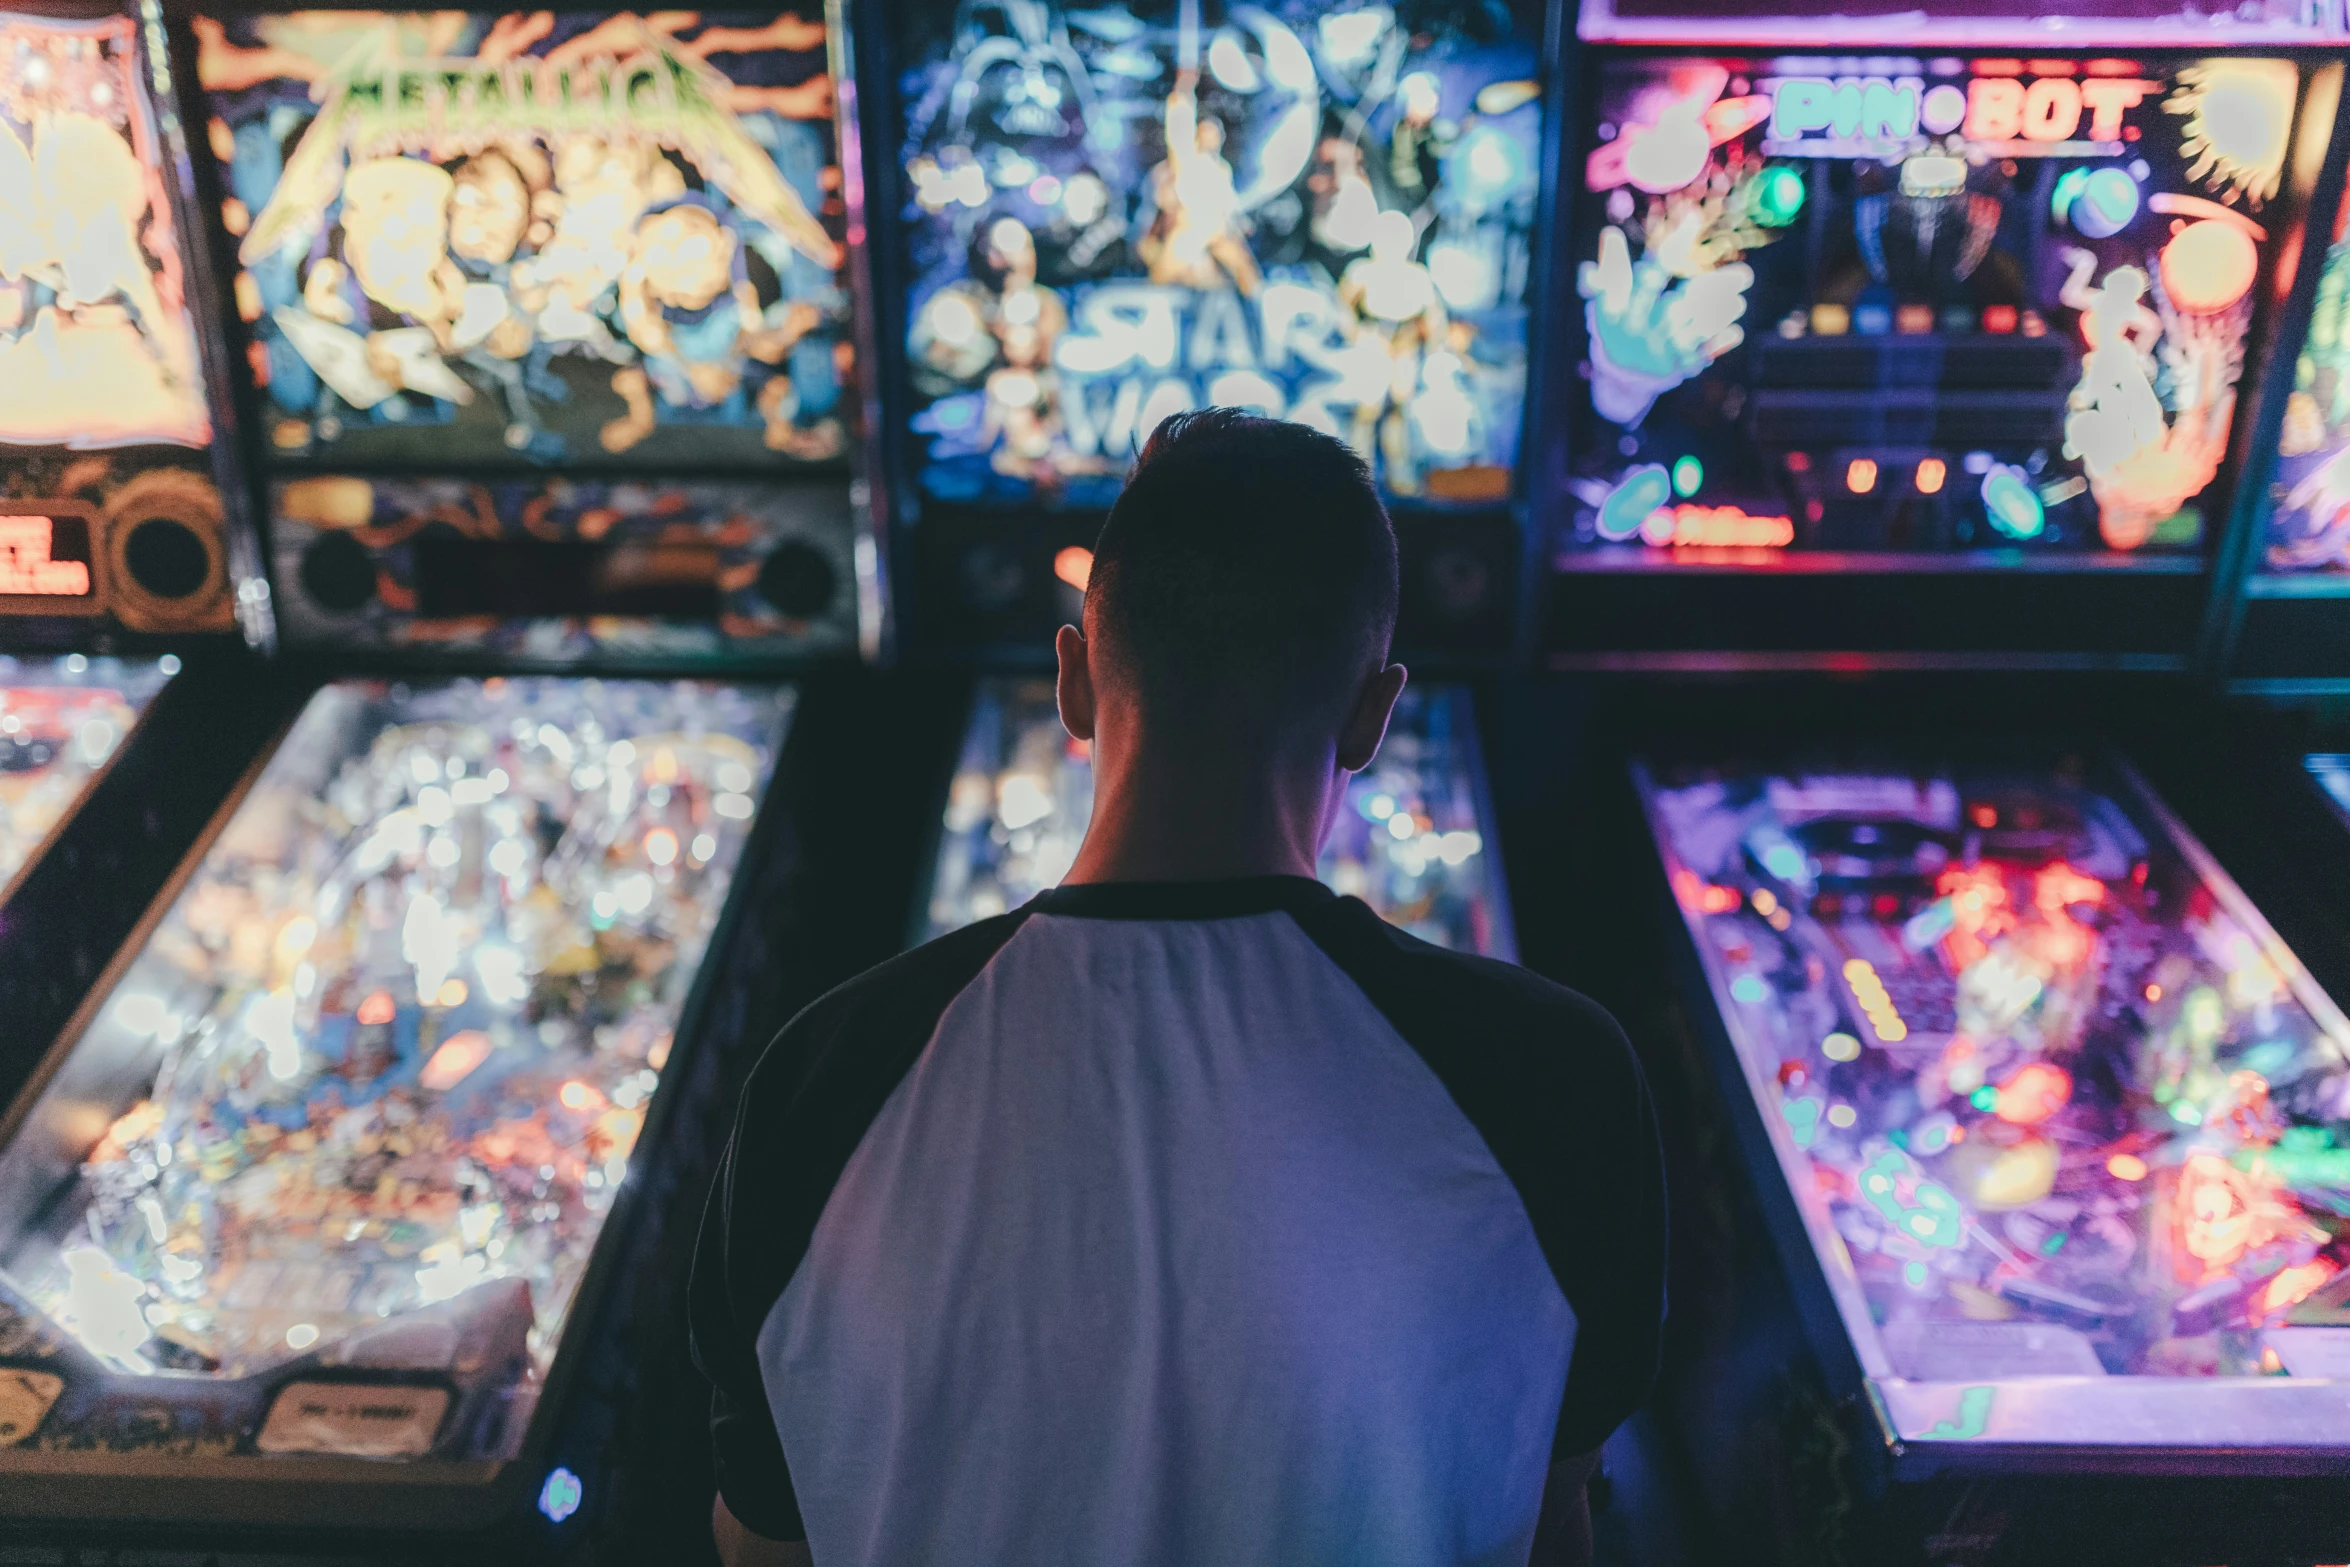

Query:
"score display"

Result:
[[896, 0, 1542, 511], [0, 514, 94, 602], [1565, 53, 2301, 558]]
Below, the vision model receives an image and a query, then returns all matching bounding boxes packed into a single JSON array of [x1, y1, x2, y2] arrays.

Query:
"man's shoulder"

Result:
[[754, 909, 1034, 1102], [1289, 895, 1637, 1082]]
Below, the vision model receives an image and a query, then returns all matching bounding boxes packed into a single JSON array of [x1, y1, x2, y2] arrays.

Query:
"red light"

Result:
[[1053, 546, 1093, 592], [1916, 458, 1947, 495], [1973, 58, 2025, 75], [1982, 305, 2018, 334], [356, 991, 396, 1026], [2026, 58, 2079, 75], [1784, 451, 1812, 473], [1846, 458, 1878, 494], [0, 516, 88, 597]]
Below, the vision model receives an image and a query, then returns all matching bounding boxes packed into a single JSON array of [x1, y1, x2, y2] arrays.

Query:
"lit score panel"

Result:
[[0, 677, 785, 1461], [926, 680, 1510, 956], [1569, 56, 2298, 558], [1643, 762, 2350, 1447], [0, 510, 94, 605]]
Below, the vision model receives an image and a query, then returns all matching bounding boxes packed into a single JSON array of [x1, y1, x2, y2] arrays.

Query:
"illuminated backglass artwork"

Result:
[[0, 678, 786, 1458], [926, 679, 1512, 955], [199, 11, 850, 470], [2268, 202, 2350, 572], [898, 0, 1541, 510], [1567, 55, 2300, 556], [0, 12, 211, 451], [1643, 759, 2350, 1446]]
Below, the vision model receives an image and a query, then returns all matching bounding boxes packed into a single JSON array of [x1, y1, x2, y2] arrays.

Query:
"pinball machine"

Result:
[[0, 5, 879, 1558], [842, 0, 1549, 660], [0, 2, 279, 1070], [1502, 0, 2350, 1560], [920, 676, 1516, 953]]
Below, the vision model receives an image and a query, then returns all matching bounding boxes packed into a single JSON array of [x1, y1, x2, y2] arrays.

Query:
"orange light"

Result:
[[1995, 1062, 2073, 1125], [1053, 546, 1093, 592], [1915, 458, 1947, 495], [2262, 1259, 2338, 1315], [356, 991, 396, 1026], [2146, 983, 2163, 1002], [2107, 1152, 2149, 1181], [1640, 503, 1795, 548], [1970, 804, 1996, 828], [1846, 458, 1878, 494], [1672, 869, 1743, 914], [559, 1080, 608, 1113], [436, 979, 469, 1008], [0, 516, 90, 597], [420, 1030, 492, 1091], [2034, 862, 2105, 912]]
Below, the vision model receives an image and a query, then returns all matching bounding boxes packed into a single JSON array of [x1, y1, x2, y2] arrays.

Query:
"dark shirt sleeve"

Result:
[[689, 1135, 805, 1542], [1285, 895, 1669, 1459]]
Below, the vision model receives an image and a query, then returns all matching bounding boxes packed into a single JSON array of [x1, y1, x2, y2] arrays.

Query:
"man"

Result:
[[690, 410, 1667, 1567]]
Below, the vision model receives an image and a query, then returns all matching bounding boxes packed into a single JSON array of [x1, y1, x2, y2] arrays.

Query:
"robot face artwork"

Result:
[[0, 13, 212, 451], [897, 0, 1543, 510], [1568, 54, 2299, 556], [200, 11, 851, 470]]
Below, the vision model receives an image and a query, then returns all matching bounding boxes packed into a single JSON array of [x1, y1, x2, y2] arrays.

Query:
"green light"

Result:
[[2040, 1231, 2067, 1255], [1672, 455, 1704, 497], [2049, 166, 2090, 223], [1753, 164, 1805, 227], [1970, 1085, 1999, 1112], [1980, 465, 2046, 540]]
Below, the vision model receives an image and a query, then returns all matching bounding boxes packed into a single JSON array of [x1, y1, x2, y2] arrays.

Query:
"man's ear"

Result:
[[1056, 623, 1097, 743], [1337, 663, 1407, 774]]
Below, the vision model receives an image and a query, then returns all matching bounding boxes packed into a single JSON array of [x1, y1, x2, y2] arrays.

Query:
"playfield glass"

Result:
[[199, 10, 850, 470], [1566, 54, 2302, 558], [0, 657, 172, 898], [897, 0, 1541, 510], [0, 677, 786, 1460], [925, 678, 1512, 955], [1642, 758, 2350, 1449]]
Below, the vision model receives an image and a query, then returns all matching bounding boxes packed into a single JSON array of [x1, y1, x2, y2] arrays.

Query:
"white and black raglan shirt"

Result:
[[689, 877, 1666, 1567]]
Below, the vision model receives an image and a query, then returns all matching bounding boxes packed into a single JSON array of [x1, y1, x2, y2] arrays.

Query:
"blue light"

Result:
[[1730, 974, 1769, 1004], [539, 1466, 584, 1524], [1763, 844, 1807, 881]]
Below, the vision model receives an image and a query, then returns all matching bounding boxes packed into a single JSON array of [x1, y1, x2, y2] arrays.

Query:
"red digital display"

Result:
[[0, 511, 95, 603]]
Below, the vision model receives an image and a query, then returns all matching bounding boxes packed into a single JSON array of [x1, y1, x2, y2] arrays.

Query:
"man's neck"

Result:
[[1062, 738, 1332, 885]]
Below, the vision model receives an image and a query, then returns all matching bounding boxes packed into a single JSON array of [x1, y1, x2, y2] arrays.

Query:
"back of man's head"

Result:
[[1085, 410, 1398, 736]]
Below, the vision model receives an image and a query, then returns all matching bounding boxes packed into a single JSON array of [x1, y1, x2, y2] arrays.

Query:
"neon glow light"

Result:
[[1638, 503, 1793, 547], [0, 518, 88, 597]]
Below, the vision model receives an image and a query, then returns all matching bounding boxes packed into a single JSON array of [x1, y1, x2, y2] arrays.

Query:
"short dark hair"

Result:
[[1085, 410, 1397, 723]]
